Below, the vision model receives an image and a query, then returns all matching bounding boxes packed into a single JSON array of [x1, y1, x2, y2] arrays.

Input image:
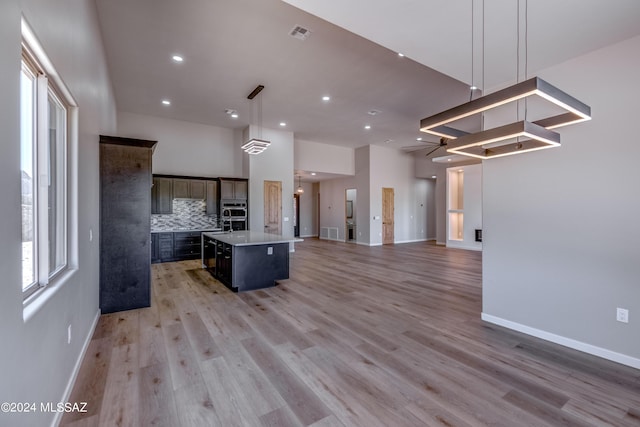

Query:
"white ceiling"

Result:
[[96, 0, 640, 160]]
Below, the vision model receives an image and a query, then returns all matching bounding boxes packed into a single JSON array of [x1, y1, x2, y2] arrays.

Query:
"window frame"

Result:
[[21, 20, 75, 302]]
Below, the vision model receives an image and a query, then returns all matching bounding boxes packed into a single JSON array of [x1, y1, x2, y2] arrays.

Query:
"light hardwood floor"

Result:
[[61, 239, 640, 426]]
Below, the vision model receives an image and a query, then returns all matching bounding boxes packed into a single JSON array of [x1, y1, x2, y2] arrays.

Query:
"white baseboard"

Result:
[[52, 309, 101, 427], [436, 241, 446, 246], [394, 238, 428, 244], [481, 313, 640, 370], [300, 234, 318, 238]]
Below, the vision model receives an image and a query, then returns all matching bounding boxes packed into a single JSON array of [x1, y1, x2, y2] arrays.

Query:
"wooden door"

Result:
[[264, 180, 282, 235], [382, 187, 394, 245]]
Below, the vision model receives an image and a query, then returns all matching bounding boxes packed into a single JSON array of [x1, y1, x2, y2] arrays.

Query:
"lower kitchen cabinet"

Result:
[[174, 231, 202, 260], [152, 231, 205, 263]]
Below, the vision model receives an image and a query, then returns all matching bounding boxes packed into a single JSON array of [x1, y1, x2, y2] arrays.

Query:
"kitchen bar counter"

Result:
[[152, 227, 222, 233], [202, 230, 302, 246], [202, 231, 302, 292]]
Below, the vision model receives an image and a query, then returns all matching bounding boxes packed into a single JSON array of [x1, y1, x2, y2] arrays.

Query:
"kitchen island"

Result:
[[202, 231, 302, 292]]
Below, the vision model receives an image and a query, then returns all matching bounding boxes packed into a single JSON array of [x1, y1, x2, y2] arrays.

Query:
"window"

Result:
[[21, 32, 71, 300]]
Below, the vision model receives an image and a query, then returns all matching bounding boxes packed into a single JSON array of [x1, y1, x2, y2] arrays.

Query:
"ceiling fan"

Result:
[[402, 137, 449, 157]]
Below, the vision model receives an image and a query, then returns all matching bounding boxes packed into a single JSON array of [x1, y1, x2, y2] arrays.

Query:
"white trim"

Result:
[[446, 241, 482, 251], [481, 313, 640, 370], [436, 241, 446, 246], [51, 309, 101, 427], [300, 234, 318, 238], [393, 238, 428, 244]]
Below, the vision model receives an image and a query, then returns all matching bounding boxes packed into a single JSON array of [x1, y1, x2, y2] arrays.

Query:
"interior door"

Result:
[[264, 180, 282, 235], [382, 187, 394, 245]]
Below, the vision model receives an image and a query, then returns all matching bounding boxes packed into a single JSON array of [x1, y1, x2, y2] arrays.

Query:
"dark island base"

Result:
[[205, 239, 290, 292]]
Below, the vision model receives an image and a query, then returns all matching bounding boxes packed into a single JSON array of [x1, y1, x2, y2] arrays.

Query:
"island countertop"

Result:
[[202, 230, 303, 247]]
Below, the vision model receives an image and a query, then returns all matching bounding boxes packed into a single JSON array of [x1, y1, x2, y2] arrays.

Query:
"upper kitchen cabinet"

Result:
[[220, 179, 248, 200], [100, 135, 156, 314], [206, 180, 218, 215], [173, 178, 206, 199], [152, 177, 173, 214]]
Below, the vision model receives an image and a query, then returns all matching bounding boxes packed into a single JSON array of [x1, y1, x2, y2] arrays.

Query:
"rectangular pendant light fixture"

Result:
[[446, 121, 560, 160], [420, 77, 591, 140], [241, 138, 271, 155]]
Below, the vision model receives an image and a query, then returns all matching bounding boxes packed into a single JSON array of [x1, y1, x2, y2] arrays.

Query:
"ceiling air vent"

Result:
[[289, 25, 311, 41]]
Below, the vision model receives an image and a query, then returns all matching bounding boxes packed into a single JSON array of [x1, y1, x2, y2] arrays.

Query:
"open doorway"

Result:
[[346, 188, 356, 243]]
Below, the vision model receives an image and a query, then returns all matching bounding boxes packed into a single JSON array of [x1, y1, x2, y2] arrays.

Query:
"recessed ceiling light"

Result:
[[225, 109, 238, 118], [384, 139, 393, 144], [279, 122, 286, 127], [398, 53, 405, 57], [322, 95, 330, 101], [367, 109, 381, 116], [431, 175, 436, 179], [172, 55, 183, 62], [364, 125, 371, 130], [231, 113, 238, 119], [416, 137, 423, 141], [162, 100, 171, 105], [311, 172, 316, 176]]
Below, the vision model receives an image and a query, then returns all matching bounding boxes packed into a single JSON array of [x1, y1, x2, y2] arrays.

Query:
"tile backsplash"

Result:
[[151, 199, 220, 231]]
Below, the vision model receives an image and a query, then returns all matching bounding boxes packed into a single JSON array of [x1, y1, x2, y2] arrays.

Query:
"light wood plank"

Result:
[[63, 241, 640, 427]]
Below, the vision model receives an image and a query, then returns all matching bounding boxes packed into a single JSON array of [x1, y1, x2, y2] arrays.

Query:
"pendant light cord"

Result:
[[470, 0, 474, 101]]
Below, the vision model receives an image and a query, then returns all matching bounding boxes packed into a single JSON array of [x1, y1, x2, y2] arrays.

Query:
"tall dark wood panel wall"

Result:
[[99, 135, 157, 313]]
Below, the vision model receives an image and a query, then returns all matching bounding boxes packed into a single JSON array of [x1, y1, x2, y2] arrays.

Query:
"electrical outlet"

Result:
[[616, 308, 629, 323], [67, 325, 72, 344]]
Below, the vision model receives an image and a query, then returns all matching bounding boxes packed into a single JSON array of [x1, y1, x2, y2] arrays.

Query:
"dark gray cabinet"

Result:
[[151, 233, 159, 263], [100, 135, 156, 314], [158, 232, 174, 261], [220, 179, 248, 200], [174, 231, 202, 259], [173, 178, 206, 199], [206, 180, 218, 215], [152, 177, 173, 214], [152, 231, 208, 263]]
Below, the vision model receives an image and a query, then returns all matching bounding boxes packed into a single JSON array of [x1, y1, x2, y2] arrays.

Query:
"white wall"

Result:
[[295, 139, 355, 175], [0, 2, 116, 426], [298, 181, 317, 237], [426, 179, 436, 240], [355, 146, 371, 244], [117, 111, 243, 178], [245, 126, 295, 237], [369, 145, 429, 245], [318, 176, 357, 241], [483, 35, 640, 367]]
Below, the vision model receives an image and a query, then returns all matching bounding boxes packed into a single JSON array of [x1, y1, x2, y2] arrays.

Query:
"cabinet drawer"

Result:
[[175, 247, 201, 257], [174, 231, 202, 239]]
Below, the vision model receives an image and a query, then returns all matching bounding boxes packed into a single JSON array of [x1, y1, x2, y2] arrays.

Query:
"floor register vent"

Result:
[[320, 227, 339, 241]]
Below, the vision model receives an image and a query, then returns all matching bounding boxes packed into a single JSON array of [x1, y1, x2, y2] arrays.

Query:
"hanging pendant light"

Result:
[[242, 84, 271, 155], [420, 0, 590, 159], [296, 175, 304, 194]]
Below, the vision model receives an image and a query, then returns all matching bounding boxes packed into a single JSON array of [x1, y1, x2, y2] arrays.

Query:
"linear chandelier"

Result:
[[446, 120, 560, 159], [243, 84, 271, 155], [420, 0, 591, 160], [420, 77, 591, 140]]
